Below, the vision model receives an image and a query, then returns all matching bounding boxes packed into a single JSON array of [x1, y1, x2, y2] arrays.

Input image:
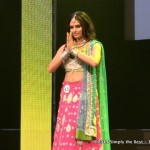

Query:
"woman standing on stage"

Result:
[[48, 11, 111, 150]]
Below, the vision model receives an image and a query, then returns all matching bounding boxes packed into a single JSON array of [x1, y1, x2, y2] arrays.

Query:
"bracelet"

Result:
[[61, 50, 70, 62], [70, 49, 79, 57]]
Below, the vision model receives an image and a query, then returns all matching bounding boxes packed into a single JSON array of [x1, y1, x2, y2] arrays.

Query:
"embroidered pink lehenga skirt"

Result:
[[52, 81, 102, 150]]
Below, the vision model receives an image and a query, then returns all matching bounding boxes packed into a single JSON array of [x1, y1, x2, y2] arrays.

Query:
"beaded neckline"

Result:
[[75, 40, 87, 48]]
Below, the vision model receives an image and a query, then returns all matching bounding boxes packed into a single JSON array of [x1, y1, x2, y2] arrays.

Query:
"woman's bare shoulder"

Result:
[[57, 44, 66, 53]]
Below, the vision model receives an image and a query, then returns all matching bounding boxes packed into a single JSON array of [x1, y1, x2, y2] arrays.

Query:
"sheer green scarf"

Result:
[[76, 40, 111, 150]]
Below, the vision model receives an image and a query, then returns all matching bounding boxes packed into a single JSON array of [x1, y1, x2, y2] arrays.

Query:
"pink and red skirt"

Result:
[[52, 81, 102, 150]]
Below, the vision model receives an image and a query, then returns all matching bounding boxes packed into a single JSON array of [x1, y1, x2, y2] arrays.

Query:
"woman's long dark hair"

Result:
[[67, 11, 96, 41]]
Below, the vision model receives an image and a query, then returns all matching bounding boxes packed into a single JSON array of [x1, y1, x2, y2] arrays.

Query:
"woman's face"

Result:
[[69, 17, 83, 40]]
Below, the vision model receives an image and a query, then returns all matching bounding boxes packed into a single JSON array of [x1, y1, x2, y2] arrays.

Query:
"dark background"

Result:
[[54, 0, 150, 130], [0, 0, 20, 149], [0, 0, 21, 129]]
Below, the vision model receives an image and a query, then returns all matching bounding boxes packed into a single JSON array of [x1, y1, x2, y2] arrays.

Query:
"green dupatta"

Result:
[[75, 40, 111, 150]]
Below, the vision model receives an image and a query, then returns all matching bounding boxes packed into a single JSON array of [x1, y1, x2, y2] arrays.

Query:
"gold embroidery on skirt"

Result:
[[66, 124, 71, 132], [62, 115, 65, 125], [67, 93, 72, 103], [63, 94, 67, 101], [73, 94, 78, 102]]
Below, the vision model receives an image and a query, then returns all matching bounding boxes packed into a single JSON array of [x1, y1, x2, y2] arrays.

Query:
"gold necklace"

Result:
[[75, 40, 87, 48]]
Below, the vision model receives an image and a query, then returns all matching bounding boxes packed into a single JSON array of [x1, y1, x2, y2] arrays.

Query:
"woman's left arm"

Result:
[[77, 43, 101, 67]]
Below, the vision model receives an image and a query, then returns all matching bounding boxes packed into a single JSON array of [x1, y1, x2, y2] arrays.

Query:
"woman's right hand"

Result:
[[66, 32, 75, 52]]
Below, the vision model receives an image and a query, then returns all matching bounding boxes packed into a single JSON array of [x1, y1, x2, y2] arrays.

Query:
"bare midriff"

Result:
[[64, 71, 83, 82]]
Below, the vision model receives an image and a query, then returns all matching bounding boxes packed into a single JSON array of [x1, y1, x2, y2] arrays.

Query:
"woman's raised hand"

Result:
[[66, 32, 75, 52]]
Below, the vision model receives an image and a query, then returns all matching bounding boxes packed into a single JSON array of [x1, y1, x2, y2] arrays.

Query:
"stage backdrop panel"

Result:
[[124, 0, 150, 40], [21, 0, 52, 149]]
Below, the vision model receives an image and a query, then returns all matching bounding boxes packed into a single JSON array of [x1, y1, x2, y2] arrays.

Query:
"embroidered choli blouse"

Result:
[[63, 57, 84, 72]]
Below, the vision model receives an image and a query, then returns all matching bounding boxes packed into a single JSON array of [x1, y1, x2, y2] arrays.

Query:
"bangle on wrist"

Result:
[[64, 46, 70, 53], [70, 49, 79, 57], [61, 50, 70, 62]]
